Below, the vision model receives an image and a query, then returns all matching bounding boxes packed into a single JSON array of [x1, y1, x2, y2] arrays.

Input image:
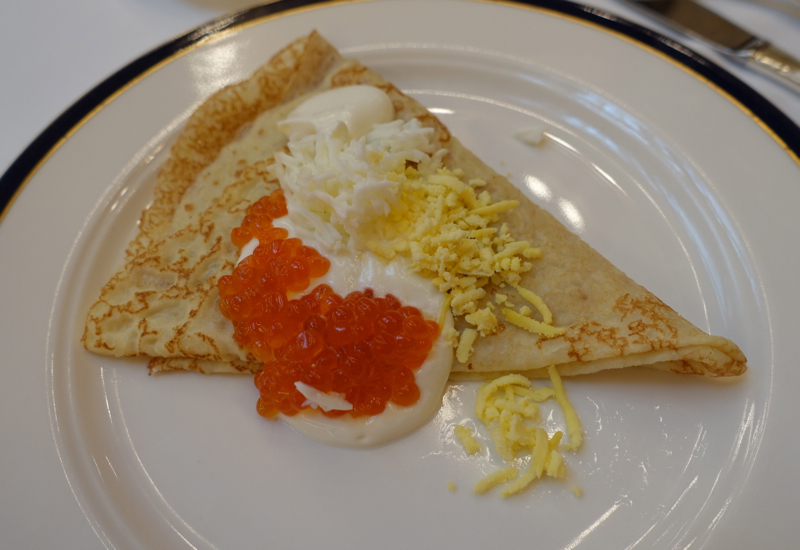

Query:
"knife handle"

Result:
[[736, 39, 800, 94]]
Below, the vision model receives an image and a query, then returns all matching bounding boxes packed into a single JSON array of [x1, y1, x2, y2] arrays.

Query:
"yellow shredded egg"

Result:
[[501, 427, 550, 497], [448, 481, 457, 492], [443, 326, 459, 347], [548, 365, 583, 451], [454, 424, 481, 455], [473, 467, 518, 494], [456, 329, 478, 364], [468, 200, 519, 217], [363, 165, 544, 342], [514, 284, 554, 324], [503, 308, 567, 338], [464, 308, 497, 336], [468, 368, 582, 498]]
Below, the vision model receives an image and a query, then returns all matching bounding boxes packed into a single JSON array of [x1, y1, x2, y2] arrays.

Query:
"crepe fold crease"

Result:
[[82, 31, 746, 379]]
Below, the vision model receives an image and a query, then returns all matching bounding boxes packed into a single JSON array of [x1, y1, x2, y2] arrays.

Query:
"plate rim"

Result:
[[1, 0, 800, 223]]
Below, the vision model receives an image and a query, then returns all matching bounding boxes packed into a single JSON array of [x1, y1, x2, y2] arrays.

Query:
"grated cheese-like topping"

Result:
[[374, 169, 543, 344], [456, 328, 478, 363], [514, 284, 554, 324], [454, 424, 481, 455], [548, 366, 583, 451], [473, 467, 518, 494], [503, 309, 566, 338], [468, 369, 583, 498]]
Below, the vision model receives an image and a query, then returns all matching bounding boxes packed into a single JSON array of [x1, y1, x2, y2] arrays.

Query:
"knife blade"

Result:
[[744, 0, 800, 22], [626, 0, 800, 94]]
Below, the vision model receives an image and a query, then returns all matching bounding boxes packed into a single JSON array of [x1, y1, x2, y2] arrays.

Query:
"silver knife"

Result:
[[745, 0, 800, 22], [626, 0, 800, 94]]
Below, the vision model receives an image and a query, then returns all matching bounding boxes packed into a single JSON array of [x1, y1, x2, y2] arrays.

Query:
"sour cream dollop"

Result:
[[277, 85, 394, 140]]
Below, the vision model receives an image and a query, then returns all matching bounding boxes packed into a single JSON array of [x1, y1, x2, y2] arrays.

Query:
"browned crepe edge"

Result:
[[148, 356, 257, 375]]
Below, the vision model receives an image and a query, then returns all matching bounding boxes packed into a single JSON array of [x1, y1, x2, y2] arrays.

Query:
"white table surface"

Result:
[[1, 0, 798, 548]]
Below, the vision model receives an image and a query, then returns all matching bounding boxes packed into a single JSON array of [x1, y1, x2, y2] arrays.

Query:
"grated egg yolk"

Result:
[[465, 367, 583, 497], [453, 424, 481, 455], [362, 166, 553, 348]]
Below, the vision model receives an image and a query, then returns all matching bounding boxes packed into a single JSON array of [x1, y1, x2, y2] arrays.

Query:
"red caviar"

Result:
[[219, 189, 440, 419]]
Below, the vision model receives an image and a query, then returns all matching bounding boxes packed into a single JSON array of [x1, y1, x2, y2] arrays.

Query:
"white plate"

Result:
[[2, 0, 799, 548]]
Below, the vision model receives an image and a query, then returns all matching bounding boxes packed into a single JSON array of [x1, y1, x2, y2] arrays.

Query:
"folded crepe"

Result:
[[82, 31, 746, 379]]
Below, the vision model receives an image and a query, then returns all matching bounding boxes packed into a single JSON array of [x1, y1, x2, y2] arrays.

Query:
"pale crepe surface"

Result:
[[83, 32, 746, 379]]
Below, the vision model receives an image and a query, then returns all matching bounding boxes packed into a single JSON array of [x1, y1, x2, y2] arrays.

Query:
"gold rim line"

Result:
[[2, 0, 798, 226]]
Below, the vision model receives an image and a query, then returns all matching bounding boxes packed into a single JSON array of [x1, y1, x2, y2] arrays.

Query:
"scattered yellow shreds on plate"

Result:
[[464, 367, 583, 497], [453, 424, 481, 455], [472, 467, 518, 494]]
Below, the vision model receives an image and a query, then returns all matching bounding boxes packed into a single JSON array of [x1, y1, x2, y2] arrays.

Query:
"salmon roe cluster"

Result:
[[218, 189, 440, 419]]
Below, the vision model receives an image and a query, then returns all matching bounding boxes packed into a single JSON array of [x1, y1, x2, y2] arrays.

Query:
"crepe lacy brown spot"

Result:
[[330, 64, 369, 86], [564, 321, 628, 362], [612, 293, 679, 352], [147, 356, 255, 375]]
